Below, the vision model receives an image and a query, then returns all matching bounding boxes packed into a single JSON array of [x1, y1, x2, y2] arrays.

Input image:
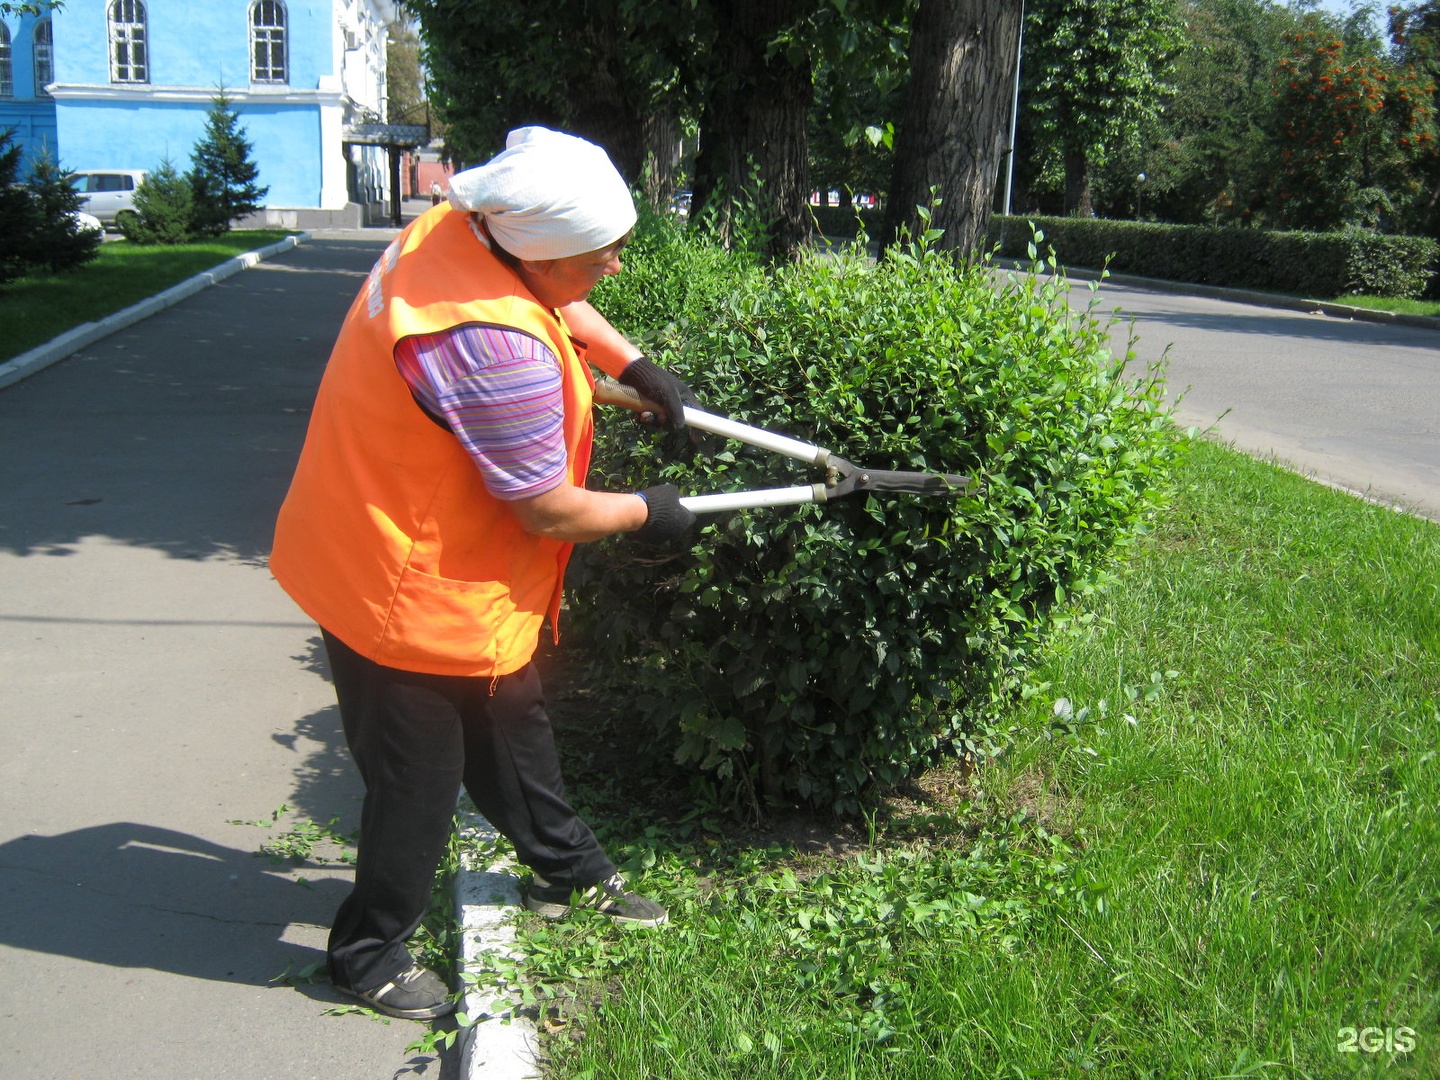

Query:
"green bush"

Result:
[[988, 215, 1439, 300], [120, 158, 197, 245], [574, 217, 1181, 815]]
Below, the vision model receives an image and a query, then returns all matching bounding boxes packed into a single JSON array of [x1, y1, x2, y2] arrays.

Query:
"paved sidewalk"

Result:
[[0, 209, 526, 1079]]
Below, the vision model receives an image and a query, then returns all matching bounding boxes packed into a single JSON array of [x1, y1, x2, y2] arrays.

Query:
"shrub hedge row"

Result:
[[574, 211, 1181, 816], [987, 215, 1439, 300]]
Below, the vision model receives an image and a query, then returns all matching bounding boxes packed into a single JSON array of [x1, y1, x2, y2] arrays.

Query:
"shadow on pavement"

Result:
[[0, 821, 346, 987]]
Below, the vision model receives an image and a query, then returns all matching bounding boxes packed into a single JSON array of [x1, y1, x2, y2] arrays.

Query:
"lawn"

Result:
[[1335, 294, 1440, 319], [0, 231, 296, 363], [459, 437, 1439, 1078]]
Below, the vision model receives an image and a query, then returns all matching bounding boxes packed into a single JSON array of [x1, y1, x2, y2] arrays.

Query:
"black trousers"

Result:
[[321, 630, 615, 993]]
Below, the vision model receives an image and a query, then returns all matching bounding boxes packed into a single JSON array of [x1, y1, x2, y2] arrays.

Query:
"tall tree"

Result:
[[1391, 0, 1440, 233], [1112, 0, 1306, 225], [1264, 24, 1437, 231], [0, 129, 41, 285], [691, 0, 817, 258], [22, 150, 103, 274], [1021, 0, 1182, 216], [406, 0, 700, 204], [385, 20, 429, 126], [883, 0, 1024, 254]]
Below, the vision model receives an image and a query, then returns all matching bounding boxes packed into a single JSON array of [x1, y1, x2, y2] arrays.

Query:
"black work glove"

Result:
[[630, 484, 696, 546], [618, 356, 697, 432]]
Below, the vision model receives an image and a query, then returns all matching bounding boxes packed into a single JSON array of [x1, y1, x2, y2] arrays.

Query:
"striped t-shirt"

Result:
[[393, 324, 567, 500]]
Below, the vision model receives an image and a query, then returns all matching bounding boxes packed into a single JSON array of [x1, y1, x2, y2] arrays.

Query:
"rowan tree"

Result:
[[1266, 27, 1437, 231]]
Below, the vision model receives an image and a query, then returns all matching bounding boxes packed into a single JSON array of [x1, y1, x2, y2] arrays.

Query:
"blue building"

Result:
[[0, 0, 413, 227]]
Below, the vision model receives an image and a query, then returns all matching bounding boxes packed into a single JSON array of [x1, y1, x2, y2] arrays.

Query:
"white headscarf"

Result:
[[445, 127, 637, 261]]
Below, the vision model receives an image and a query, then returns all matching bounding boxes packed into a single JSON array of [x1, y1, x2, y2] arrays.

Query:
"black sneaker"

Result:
[[334, 962, 456, 1020], [525, 872, 669, 927]]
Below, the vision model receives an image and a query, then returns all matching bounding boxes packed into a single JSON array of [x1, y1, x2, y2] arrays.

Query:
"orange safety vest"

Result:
[[270, 204, 595, 678]]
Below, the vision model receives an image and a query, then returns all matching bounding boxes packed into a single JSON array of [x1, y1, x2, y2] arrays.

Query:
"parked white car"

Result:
[[74, 170, 147, 229], [69, 210, 104, 233]]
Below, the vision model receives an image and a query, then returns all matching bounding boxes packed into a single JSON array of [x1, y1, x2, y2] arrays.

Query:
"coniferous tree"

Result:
[[122, 158, 197, 245], [0, 129, 42, 285], [188, 91, 269, 237], [23, 150, 103, 274]]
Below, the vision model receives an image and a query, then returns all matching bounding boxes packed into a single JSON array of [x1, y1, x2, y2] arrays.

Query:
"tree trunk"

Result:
[[883, 0, 1024, 257], [1063, 148, 1093, 217], [692, 0, 814, 260], [566, 21, 648, 185], [640, 109, 682, 212]]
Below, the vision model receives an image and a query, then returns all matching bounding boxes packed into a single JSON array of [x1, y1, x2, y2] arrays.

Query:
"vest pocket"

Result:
[[378, 566, 540, 676]]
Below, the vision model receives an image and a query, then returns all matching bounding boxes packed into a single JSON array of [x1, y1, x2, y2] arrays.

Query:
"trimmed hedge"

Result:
[[988, 216, 1439, 300], [572, 212, 1181, 816]]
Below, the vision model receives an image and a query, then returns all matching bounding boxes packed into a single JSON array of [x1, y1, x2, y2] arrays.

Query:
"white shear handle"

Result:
[[594, 378, 831, 468], [593, 378, 834, 514], [680, 484, 828, 514]]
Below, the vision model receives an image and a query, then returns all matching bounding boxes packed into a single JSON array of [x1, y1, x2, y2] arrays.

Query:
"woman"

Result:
[[272, 127, 696, 1020]]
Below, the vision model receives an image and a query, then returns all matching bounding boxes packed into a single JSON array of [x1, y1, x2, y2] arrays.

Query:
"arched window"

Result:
[[0, 24, 13, 98], [251, 1, 287, 84], [33, 19, 52, 96], [109, 0, 148, 84]]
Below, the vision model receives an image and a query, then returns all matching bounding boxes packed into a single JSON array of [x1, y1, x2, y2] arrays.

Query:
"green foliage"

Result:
[[21, 150, 103, 275], [1020, 0, 1185, 213], [121, 158, 197, 245], [989, 213, 1440, 298], [0, 129, 42, 285], [574, 215, 1179, 815], [187, 91, 269, 237], [1085, 0, 1308, 225], [1262, 27, 1439, 233]]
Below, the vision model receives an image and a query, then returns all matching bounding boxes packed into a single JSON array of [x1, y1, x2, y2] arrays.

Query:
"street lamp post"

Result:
[[1002, 1, 1025, 220]]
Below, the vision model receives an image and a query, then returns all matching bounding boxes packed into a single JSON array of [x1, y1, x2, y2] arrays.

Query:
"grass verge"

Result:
[[1334, 294, 1440, 318], [0, 230, 297, 363], [458, 437, 1438, 1078]]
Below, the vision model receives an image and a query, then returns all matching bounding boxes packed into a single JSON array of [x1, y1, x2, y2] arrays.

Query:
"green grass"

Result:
[[458, 437, 1439, 1078], [1335, 294, 1440, 318], [0, 230, 296, 362]]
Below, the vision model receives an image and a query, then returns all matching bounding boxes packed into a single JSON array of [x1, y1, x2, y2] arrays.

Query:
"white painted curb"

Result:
[[0, 233, 311, 391], [454, 814, 541, 1079]]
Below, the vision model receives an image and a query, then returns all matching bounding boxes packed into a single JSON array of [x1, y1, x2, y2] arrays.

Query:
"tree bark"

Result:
[[883, 0, 1024, 257], [566, 21, 648, 185], [1063, 147, 1093, 217], [692, 0, 814, 260]]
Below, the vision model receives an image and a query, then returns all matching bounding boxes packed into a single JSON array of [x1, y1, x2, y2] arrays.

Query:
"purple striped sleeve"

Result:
[[394, 324, 568, 500]]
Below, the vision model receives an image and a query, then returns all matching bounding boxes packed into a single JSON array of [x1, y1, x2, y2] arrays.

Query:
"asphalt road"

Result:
[[1092, 279, 1440, 519]]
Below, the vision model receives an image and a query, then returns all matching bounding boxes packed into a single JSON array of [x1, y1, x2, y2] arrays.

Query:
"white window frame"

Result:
[[0, 24, 13, 98], [250, 0, 287, 85], [33, 18, 52, 97], [109, 0, 148, 84]]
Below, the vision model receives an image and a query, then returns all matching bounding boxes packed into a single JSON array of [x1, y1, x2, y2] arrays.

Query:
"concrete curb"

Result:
[[454, 814, 540, 1079], [0, 232, 312, 391]]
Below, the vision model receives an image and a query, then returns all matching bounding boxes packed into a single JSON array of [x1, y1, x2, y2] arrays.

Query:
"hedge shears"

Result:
[[594, 379, 971, 514]]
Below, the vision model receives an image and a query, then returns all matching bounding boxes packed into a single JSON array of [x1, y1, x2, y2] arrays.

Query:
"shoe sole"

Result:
[[523, 894, 669, 928], [333, 982, 457, 1021]]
